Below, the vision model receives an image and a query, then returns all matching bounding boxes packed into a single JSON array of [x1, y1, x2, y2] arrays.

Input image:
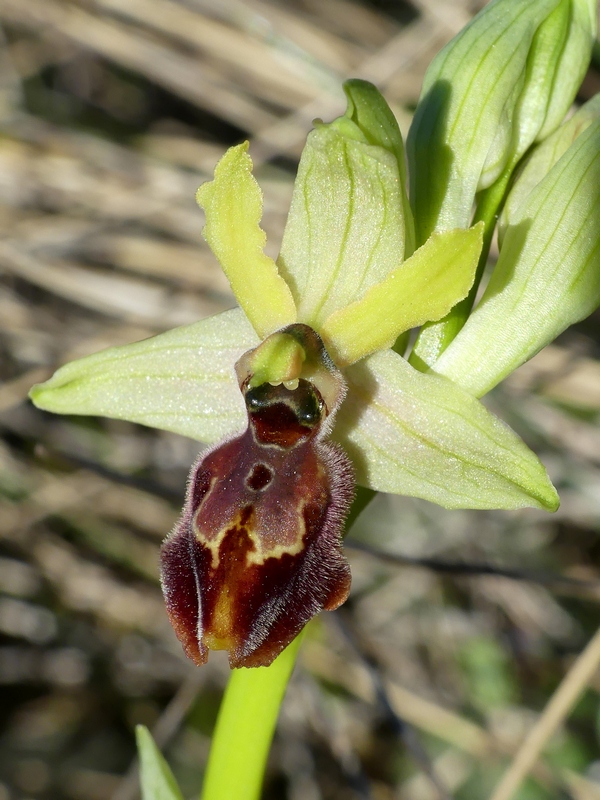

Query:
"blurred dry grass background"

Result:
[[1, 0, 600, 798]]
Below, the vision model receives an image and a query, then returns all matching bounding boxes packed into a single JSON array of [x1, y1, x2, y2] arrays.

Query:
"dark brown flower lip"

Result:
[[160, 429, 354, 668], [160, 324, 355, 668]]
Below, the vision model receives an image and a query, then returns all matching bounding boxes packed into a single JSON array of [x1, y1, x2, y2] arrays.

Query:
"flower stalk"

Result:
[[410, 161, 515, 369], [201, 635, 303, 800]]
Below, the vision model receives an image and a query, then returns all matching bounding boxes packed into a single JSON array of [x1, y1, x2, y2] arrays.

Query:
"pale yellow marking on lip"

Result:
[[193, 500, 308, 569], [193, 515, 240, 570], [245, 500, 307, 566], [204, 585, 236, 651]]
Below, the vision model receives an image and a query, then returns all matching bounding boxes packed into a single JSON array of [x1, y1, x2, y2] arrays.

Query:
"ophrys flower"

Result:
[[31, 53, 600, 666]]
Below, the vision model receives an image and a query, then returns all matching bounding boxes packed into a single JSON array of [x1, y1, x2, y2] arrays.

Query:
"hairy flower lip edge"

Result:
[[160, 325, 354, 668], [159, 434, 354, 668]]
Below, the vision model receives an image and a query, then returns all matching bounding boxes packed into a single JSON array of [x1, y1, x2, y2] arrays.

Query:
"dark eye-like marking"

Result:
[[246, 463, 273, 491], [245, 383, 271, 413], [244, 379, 325, 447], [294, 389, 322, 426], [245, 380, 323, 422]]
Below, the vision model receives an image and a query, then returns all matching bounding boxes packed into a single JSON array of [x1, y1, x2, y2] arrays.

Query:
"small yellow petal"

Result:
[[320, 224, 483, 366], [196, 142, 296, 338]]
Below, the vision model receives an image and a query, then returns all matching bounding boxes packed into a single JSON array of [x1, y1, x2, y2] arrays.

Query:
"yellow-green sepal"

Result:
[[29, 309, 255, 443], [320, 224, 483, 366], [278, 83, 409, 329], [334, 349, 559, 511], [196, 143, 297, 339]]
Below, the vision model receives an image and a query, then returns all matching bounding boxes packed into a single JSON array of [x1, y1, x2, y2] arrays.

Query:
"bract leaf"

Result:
[[320, 225, 482, 366], [136, 726, 184, 800], [500, 93, 600, 243], [535, 0, 597, 142], [406, 0, 592, 243], [196, 143, 297, 339], [433, 117, 600, 398], [278, 103, 407, 328], [29, 309, 256, 443], [333, 349, 558, 511]]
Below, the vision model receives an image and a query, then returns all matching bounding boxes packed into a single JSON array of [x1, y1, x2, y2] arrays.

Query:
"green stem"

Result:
[[454, 163, 515, 323], [200, 488, 374, 800], [200, 634, 302, 800], [409, 162, 515, 371]]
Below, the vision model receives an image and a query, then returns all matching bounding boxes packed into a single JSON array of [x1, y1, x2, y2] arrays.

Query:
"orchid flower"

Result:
[[29, 0, 600, 674]]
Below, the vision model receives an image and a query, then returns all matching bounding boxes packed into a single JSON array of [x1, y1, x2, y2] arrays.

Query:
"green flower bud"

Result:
[[432, 114, 600, 397], [500, 92, 600, 241], [408, 0, 596, 244]]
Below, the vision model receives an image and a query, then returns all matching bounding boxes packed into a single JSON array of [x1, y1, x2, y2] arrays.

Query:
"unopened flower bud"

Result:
[[408, 0, 596, 243], [433, 111, 600, 397]]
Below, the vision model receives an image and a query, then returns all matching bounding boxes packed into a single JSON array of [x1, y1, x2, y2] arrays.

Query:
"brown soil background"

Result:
[[1, 1, 600, 798]]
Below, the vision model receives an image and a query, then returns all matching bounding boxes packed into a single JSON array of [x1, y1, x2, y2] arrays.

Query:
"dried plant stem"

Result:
[[489, 625, 600, 800]]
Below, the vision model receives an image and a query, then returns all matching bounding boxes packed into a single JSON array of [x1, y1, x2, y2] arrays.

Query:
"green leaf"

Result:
[[29, 308, 255, 443], [333, 349, 559, 511], [500, 92, 600, 241], [433, 117, 600, 398], [407, 0, 594, 244], [196, 143, 297, 339], [320, 225, 483, 366], [136, 726, 184, 800], [278, 93, 408, 329]]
